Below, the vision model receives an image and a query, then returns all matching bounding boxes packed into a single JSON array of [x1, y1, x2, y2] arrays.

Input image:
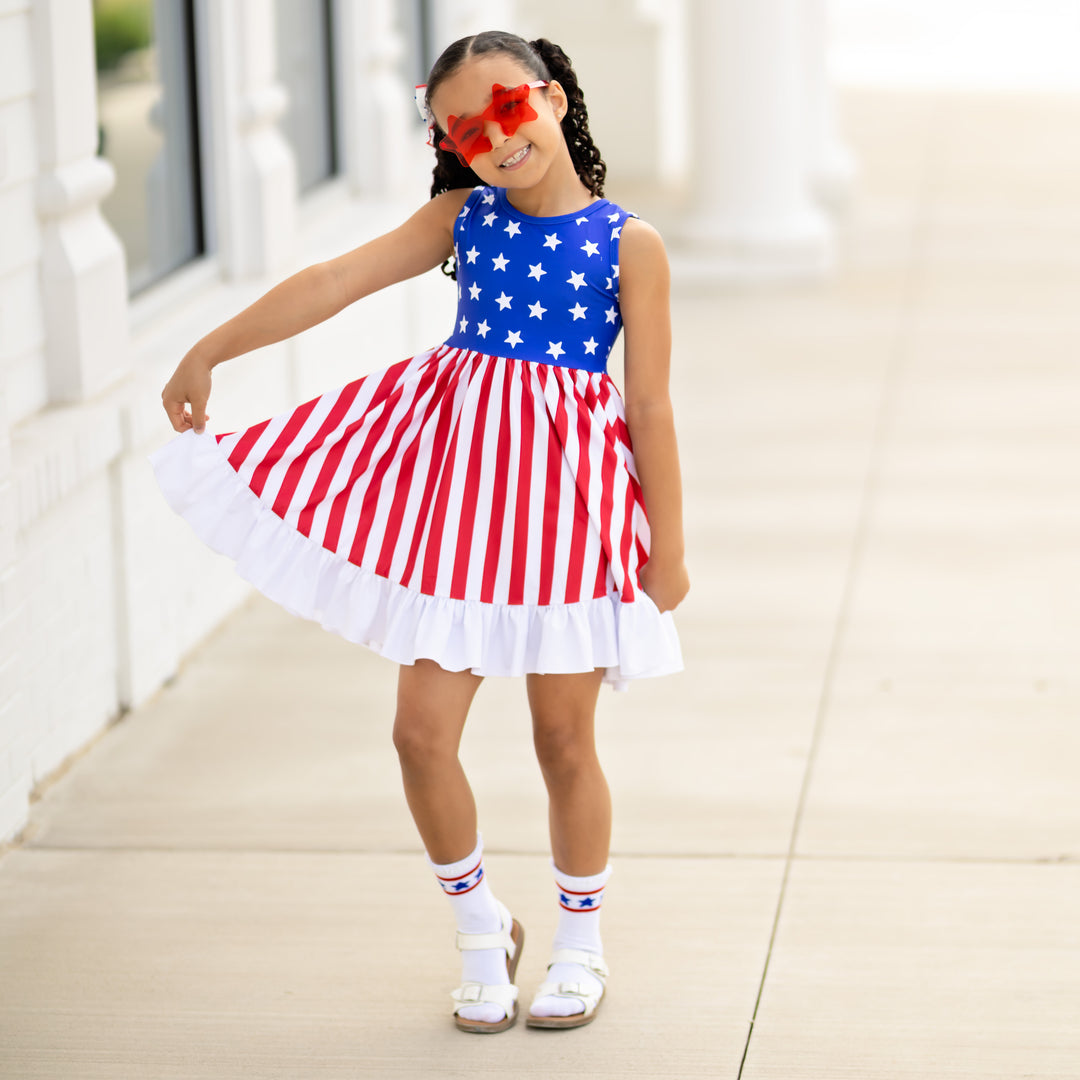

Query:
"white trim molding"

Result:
[[32, 0, 128, 402]]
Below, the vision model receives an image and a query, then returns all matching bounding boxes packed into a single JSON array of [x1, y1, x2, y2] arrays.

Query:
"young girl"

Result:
[[151, 31, 688, 1033]]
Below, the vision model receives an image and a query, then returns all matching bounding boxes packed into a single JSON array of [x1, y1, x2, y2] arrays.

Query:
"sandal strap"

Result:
[[530, 978, 603, 1016], [548, 947, 609, 981], [451, 980, 519, 1013], [529, 949, 608, 1018], [454, 900, 518, 961]]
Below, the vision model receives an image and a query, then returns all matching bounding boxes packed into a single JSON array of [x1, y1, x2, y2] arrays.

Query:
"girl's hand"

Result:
[[161, 351, 212, 434], [640, 556, 690, 613]]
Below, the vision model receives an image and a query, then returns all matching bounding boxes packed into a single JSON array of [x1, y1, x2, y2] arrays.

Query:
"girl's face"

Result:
[[429, 54, 570, 188]]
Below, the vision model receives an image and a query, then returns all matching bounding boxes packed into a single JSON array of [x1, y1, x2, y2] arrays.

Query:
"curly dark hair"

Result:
[[423, 31, 607, 279]]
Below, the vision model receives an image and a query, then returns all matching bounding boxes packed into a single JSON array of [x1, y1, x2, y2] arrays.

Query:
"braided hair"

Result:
[[424, 31, 607, 279]]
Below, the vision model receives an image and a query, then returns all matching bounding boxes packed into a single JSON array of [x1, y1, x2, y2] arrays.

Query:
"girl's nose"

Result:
[[485, 119, 509, 146]]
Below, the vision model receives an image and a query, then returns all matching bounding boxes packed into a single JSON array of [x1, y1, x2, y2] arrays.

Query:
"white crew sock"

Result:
[[529, 863, 612, 1019], [427, 834, 510, 1024]]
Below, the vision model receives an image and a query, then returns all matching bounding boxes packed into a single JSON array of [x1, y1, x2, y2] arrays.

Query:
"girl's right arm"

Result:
[[161, 188, 471, 433]]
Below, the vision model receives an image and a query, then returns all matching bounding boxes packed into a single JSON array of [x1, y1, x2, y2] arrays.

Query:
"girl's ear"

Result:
[[545, 79, 569, 123]]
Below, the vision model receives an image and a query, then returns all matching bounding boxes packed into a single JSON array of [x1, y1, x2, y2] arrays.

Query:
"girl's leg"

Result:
[[394, 659, 515, 1027], [526, 669, 613, 1022], [393, 658, 482, 862], [527, 668, 610, 872]]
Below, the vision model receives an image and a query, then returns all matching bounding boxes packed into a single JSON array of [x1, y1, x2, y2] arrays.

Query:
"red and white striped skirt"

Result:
[[149, 344, 682, 688]]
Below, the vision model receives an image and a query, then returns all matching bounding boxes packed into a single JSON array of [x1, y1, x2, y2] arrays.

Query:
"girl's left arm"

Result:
[[618, 218, 690, 613]]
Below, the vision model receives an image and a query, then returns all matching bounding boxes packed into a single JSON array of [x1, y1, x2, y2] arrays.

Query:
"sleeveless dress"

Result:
[[148, 185, 683, 690]]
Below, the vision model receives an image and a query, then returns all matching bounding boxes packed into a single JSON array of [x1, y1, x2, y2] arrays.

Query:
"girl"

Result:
[[152, 31, 688, 1033]]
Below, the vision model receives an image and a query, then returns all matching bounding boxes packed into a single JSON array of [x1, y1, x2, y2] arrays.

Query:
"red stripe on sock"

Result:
[[435, 859, 483, 883]]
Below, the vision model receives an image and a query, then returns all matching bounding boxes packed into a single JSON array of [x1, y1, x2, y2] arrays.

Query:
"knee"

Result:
[[533, 718, 595, 779], [392, 708, 456, 770]]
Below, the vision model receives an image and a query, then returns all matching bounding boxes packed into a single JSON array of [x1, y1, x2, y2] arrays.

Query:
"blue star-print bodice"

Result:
[[445, 186, 637, 373]]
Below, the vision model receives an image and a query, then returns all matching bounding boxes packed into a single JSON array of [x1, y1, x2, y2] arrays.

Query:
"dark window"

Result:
[[398, 0, 434, 90], [275, 0, 338, 193], [94, 0, 204, 294]]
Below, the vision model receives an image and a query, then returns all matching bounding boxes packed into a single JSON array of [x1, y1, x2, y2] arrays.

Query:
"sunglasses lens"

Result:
[[492, 84, 538, 135], [441, 115, 490, 166]]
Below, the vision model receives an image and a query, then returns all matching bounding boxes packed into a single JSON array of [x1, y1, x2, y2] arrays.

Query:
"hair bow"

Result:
[[414, 84, 435, 147]]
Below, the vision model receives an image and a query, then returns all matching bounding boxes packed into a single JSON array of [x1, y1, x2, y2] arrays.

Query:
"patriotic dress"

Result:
[[149, 185, 683, 689]]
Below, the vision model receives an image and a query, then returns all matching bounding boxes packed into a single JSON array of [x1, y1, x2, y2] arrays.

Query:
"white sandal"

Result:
[[450, 900, 525, 1034], [525, 947, 609, 1029]]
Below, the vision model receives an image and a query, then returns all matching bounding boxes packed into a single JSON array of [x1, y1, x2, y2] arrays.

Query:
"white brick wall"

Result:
[[0, 1, 37, 845], [0, 1, 457, 846], [18, 469, 120, 778]]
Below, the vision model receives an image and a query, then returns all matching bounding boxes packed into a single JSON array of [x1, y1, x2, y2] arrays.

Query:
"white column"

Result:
[[32, 0, 128, 403], [679, 0, 832, 281], [333, 0, 411, 197], [802, 0, 858, 213], [201, 0, 296, 279]]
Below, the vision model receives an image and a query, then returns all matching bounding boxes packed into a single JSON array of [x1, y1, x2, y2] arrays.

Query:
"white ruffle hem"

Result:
[[148, 428, 683, 690]]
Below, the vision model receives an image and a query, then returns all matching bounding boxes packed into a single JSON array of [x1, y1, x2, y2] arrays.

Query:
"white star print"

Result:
[[459, 205, 471, 217], [505, 330, 523, 348], [583, 337, 598, 355], [468, 282, 481, 300], [613, 264, 620, 277], [543, 232, 562, 250], [581, 240, 600, 257], [575, 216, 589, 225], [607, 211, 620, 223], [569, 302, 587, 321], [482, 212, 496, 227], [529, 301, 547, 319], [492, 253, 508, 271], [476, 320, 490, 338], [504, 220, 521, 237], [546, 341, 565, 360], [528, 262, 546, 281], [605, 277, 613, 290], [496, 292, 513, 310], [611, 226, 621, 239], [459, 316, 468, 332], [605, 307, 617, 324], [466, 246, 479, 264], [567, 271, 586, 291], [482, 192, 495, 204]]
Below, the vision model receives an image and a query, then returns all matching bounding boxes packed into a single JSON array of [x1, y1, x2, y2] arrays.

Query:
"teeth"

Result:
[[501, 146, 529, 167]]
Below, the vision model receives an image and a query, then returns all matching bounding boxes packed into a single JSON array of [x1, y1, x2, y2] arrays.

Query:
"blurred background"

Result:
[[1, 0, 1077, 852], [2, 3, 1079, 1073]]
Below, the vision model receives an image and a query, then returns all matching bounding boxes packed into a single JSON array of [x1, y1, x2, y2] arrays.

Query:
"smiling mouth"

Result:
[[500, 145, 531, 168]]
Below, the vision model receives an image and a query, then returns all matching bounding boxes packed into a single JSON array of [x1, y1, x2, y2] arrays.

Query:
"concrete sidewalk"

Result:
[[2, 89, 1079, 1079]]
